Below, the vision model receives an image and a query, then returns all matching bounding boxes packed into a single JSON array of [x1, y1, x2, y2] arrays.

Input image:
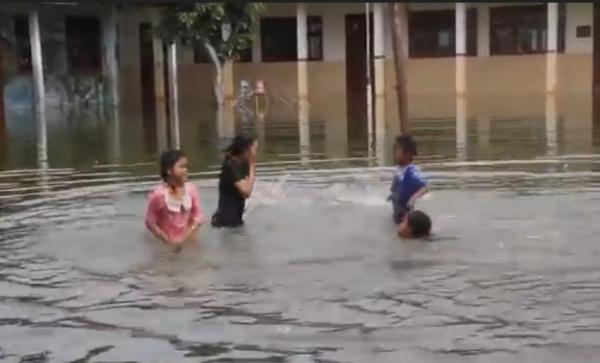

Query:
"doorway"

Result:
[[345, 13, 374, 148], [139, 23, 157, 152]]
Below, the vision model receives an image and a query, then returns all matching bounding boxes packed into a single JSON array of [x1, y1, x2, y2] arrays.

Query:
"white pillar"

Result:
[[29, 9, 45, 114], [102, 5, 119, 107], [366, 3, 374, 154], [297, 3, 308, 105], [545, 94, 558, 155], [297, 3, 310, 164], [167, 42, 180, 149], [456, 96, 467, 161], [546, 3, 559, 94], [374, 3, 386, 162], [477, 4, 490, 57], [455, 3, 467, 96]]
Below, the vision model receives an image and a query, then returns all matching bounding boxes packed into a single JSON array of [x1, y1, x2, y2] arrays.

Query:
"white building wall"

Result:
[[565, 3, 593, 54]]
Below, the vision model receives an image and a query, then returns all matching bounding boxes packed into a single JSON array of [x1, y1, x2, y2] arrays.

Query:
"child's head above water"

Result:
[[160, 149, 188, 186], [225, 134, 258, 160], [398, 210, 432, 239], [394, 134, 418, 166]]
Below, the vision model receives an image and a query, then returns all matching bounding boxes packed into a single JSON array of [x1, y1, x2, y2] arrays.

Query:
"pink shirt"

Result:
[[145, 182, 206, 241]]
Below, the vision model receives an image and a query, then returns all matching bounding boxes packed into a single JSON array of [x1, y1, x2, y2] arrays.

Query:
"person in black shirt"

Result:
[[211, 135, 258, 228]]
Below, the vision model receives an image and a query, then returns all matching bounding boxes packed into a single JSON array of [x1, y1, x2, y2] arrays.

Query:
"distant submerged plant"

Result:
[[160, 2, 264, 106]]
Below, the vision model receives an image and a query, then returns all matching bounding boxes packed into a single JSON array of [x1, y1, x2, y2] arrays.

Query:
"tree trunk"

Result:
[[204, 42, 225, 106], [390, 3, 409, 134]]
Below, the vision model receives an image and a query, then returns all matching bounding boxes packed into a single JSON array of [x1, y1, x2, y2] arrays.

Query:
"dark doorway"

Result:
[[345, 13, 374, 148], [65, 16, 101, 75], [139, 23, 157, 153]]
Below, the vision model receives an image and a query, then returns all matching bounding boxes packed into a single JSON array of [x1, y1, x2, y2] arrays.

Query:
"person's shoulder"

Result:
[[185, 182, 200, 195], [148, 183, 167, 199]]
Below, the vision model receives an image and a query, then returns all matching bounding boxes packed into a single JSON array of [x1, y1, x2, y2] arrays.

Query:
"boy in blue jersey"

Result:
[[389, 135, 431, 238]]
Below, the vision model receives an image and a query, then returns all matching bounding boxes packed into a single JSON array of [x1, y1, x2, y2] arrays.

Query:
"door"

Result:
[[345, 14, 374, 148], [139, 23, 157, 152]]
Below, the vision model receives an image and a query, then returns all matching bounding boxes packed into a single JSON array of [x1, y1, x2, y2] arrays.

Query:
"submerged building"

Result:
[[0, 2, 597, 143]]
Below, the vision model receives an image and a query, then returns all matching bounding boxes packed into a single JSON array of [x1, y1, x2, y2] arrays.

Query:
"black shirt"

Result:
[[211, 156, 249, 228]]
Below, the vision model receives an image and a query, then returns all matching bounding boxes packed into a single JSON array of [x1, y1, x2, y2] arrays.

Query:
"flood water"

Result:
[[2, 97, 600, 362]]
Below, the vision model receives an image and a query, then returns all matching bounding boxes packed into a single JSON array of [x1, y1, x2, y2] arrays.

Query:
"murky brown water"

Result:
[[1, 98, 600, 362]]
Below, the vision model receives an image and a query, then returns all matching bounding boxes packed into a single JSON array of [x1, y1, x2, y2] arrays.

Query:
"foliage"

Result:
[[160, 2, 264, 63]]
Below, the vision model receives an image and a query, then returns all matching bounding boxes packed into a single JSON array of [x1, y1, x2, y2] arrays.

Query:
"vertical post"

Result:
[[456, 96, 467, 161], [29, 8, 45, 114], [167, 42, 180, 149], [297, 2, 310, 162], [389, 3, 409, 134], [546, 3, 558, 94], [102, 4, 119, 107], [373, 2, 386, 163], [152, 24, 168, 151], [455, 3, 467, 96], [221, 23, 235, 106], [545, 94, 558, 155], [365, 2, 374, 154], [477, 4, 490, 57]]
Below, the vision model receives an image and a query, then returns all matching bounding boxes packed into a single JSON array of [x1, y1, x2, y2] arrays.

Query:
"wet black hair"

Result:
[[224, 134, 256, 157], [407, 210, 431, 238], [160, 149, 186, 181], [395, 134, 418, 156]]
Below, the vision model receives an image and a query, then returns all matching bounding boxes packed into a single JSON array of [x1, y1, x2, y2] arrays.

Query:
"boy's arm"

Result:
[[408, 187, 428, 208]]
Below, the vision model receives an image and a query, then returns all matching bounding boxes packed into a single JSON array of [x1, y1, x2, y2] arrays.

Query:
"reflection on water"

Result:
[[1, 95, 600, 361]]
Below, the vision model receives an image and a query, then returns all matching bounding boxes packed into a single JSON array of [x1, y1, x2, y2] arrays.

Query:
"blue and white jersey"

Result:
[[389, 164, 427, 222]]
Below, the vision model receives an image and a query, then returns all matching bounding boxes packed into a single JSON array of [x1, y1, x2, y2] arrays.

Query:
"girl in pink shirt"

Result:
[[145, 150, 206, 245]]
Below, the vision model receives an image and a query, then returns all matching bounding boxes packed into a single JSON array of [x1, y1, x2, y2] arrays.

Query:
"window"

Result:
[[260, 16, 323, 62], [408, 9, 477, 58], [65, 16, 101, 74], [14, 15, 31, 73], [577, 25, 592, 38], [307, 16, 323, 60], [490, 5, 565, 55]]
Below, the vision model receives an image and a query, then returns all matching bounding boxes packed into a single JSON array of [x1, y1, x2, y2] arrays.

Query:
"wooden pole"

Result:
[[167, 41, 180, 149], [389, 3, 409, 134]]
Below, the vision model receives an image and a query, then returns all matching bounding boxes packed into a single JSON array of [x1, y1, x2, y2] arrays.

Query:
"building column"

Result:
[[29, 8, 45, 114], [152, 24, 168, 152], [456, 96, 467, 161], [546, 3, 559, 94], [373, 3, 386, 160], [477, 4, 490, 57], [102, 5, 119, 107], [545, 94, 558, 155], [455, 3, 467, 96], [593, 3, 600, 139], [297, 2, 310, 163], [167, 42, 180, 149]]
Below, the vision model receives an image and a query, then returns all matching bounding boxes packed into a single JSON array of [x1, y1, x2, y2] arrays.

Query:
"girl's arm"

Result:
[[234, 163, 256, 199], [145, 193, 172, 243], [178, 184, 206, 242]]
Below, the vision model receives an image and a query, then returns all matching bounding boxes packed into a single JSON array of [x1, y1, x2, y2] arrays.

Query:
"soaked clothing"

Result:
[[389, 163, 427, 224], [145, 183, 205, 241], [212, 156, 250, 228]]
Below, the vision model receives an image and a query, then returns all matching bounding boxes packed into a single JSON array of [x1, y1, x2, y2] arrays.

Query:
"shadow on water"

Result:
[[1, 94, 600, 361]]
